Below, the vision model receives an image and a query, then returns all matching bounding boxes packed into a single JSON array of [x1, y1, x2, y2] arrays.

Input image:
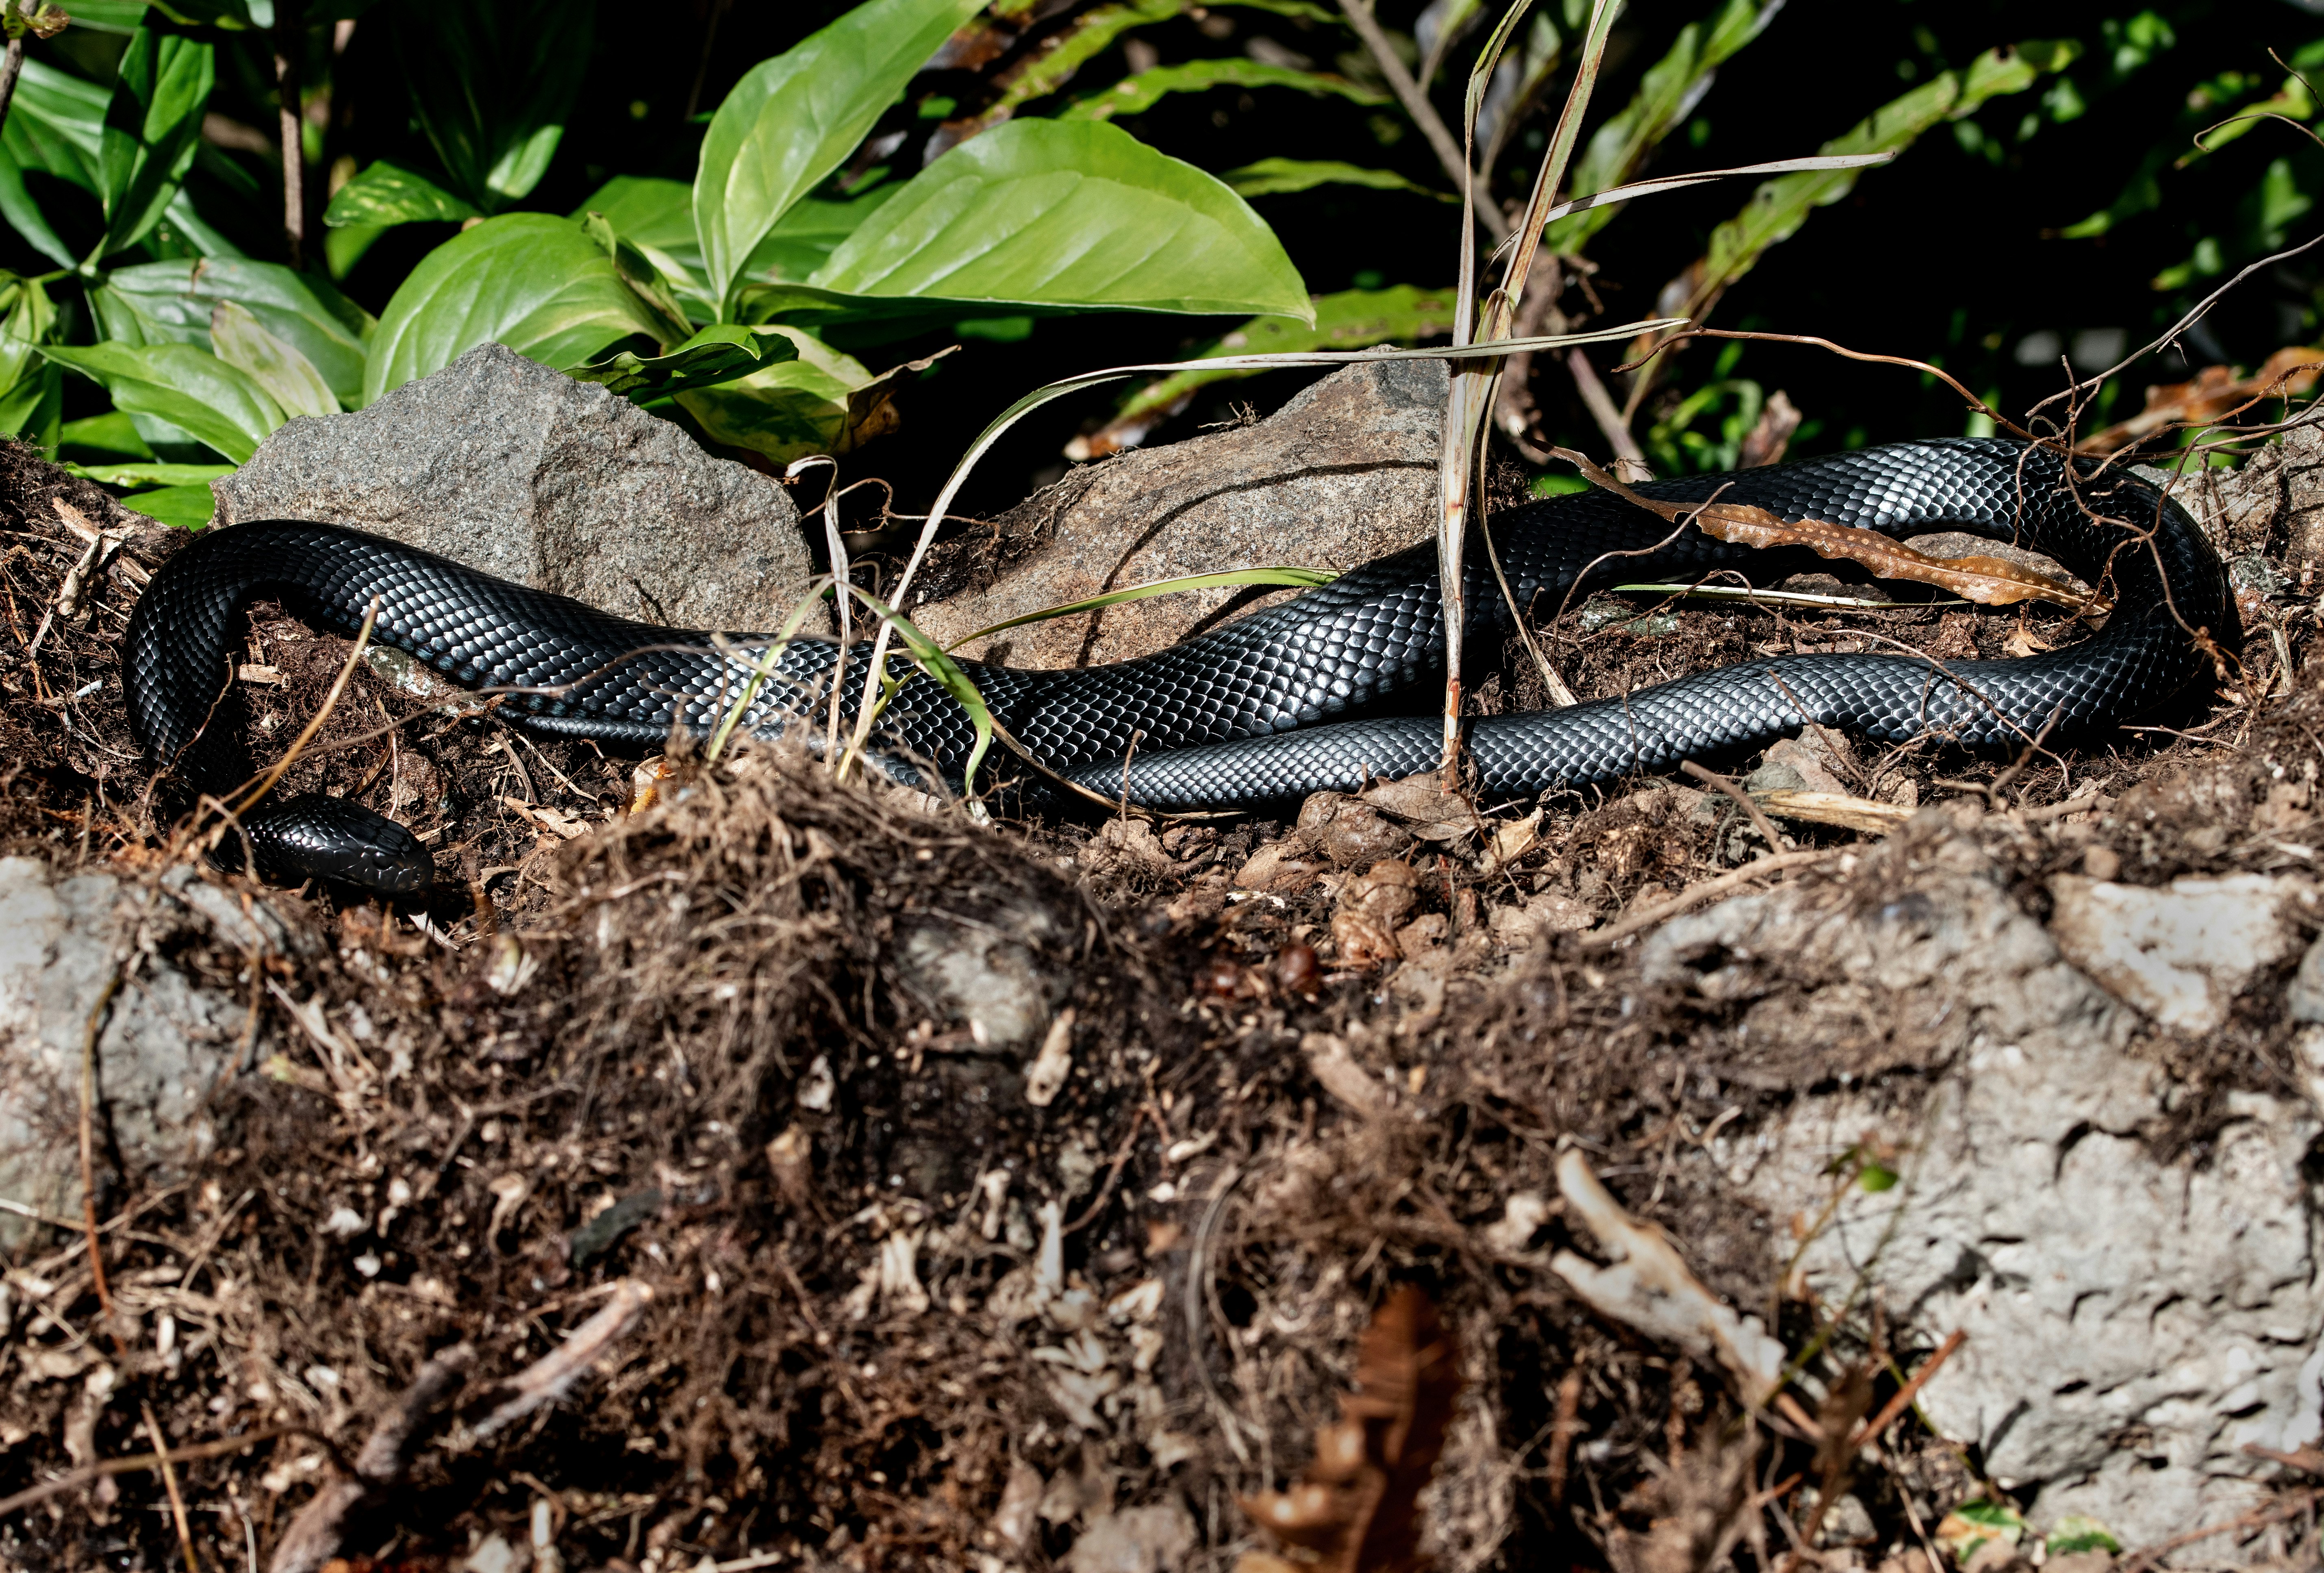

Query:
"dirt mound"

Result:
[[4, 436, 2322, 1573]]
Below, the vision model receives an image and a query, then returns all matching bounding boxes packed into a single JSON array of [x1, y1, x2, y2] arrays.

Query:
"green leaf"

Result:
[[1221, 157, 1455, 201], [98, 26, 215, 260], [389, 0, 591, 210], [694, 0, 984, 314], [59, 411, 154, 461], [364, 213, 669, 405], [0, 273, 57, 398], [572, 175, 698, 274], [749, 186, 905, 286], [1063, 57, 1386, 121], [2044, 1517, 2120, 1556], [115, 481, 219, 527], [93, 259, 373, 405], [969, 0, 1180, 127], [1544, 0, 1778, 254], [567, 323, 801, 401], [810, 119, 1311, 321], [211, 301, 337, 419], [675, 326, 880, 462], [1689, 42, 2072, 313], [41, 341, 282, 463], [1857, 1162, 1899, 1193], [578, 211, 694, 345], [61, 458, 233, 486], [846, 582, 999, 796], [1074, 283, 1455, 454], [321, 159, 481, 228], [0, 362, 61, 445], [6, 59, 107, 193], [58, 1, 155, 34]]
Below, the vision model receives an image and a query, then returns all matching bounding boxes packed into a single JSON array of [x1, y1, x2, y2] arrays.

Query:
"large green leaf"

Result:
[[211, 301, 337, 419], [749, 186, 904, 286], [675, 326, 881, 462], [0, 61, 109, 268], [363, 213, 667, 404], [1062, 57, 1386, 120], [321, 159, 481, 228], [0, 363, 61, 445], [694, 0, 984, 314], [98, 26, 214, 260], [115, 482, 218, 527], [6, 59, 106, 191], [567, 322, 800, 402], [810, 119, 1311, 321], [388, 0, 590, 211], [1221, 157, 1455, 201], [93, 259, 372, 404], [42, 341, 282, 463]]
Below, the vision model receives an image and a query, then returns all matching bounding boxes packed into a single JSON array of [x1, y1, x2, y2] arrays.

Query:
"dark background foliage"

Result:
[[15, 0, 2320, 523]]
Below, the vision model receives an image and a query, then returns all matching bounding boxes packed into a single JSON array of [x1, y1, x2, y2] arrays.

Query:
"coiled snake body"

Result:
[[124, 437, 2228, 895]]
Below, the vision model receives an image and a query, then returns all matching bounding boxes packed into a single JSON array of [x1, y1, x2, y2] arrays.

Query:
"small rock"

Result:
[[2290, 933, 2324, 1024], [2047, 873, 2313, 1032], [1062, 1502, 1197, 1573], [1745, 733, 1852, 797], [1490, 892, 1595, 948], [915, 358, 1447, 666], [214, 343, 815, 632], [1298, 792, 1413, 866], [0, 857, 273, 1249]]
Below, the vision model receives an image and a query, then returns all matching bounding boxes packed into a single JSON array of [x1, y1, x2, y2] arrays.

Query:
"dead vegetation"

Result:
[[5, 431, 2324, 1573]]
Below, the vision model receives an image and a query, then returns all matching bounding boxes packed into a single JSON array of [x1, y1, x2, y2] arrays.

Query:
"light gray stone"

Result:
[[0, 859, 298, 1248], [1062, 1502, 1197, 1573], [212, 342, 817, 632], [2291, 934, 2324, 1025], [2046, 872, 2316, 1033], [1653, 830, 2323, 1562], [913, 357, 1449, 668]]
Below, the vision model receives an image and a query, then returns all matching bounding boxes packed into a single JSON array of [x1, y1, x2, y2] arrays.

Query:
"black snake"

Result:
[[123, 437, 2229, 895]]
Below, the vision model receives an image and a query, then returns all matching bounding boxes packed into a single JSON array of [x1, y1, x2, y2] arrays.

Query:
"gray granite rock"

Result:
[[912, 357, 1449, 668], [212, 343, 817, 632], [0, 859, 303, 1249], [1664, 820, 2324, 1561]]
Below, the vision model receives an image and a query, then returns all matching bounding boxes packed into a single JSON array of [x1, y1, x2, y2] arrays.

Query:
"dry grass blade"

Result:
[[1236, 1285, 1462, 1573], [1553, 446, 2101, 611]]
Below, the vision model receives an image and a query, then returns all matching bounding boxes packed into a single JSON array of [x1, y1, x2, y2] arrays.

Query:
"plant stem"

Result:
[[1336, 0, 1508, 243], [274, 0, 304, 269], [0, 30, 26, 145]]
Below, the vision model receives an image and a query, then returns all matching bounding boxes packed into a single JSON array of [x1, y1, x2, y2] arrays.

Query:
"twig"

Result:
[[142, 1401, 202, 1573], [1848, 1330, 1964, 1450], [1335, 0, 1506, 241], [1582, 848, 1830, 949], [471, 1280, 652, 1442], [265, 1343, 476, 1573], [0, 1425, 308, 1517], [1568, 347, 1649, 473], [79, 964, 124, 1326], [1546, 1368, 1584, 1507], [273, 0, 305, 269], [0, 6, 30, 140], [1680, 760, 1788, 854], [2116, 1491, 2322, 1573], [1981, 703, 2064, 806], [1618, 328, 2028, 440]]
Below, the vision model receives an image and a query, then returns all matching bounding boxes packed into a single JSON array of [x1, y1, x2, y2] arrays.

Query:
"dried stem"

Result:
[[0, 30, 26, 143], [1680, 759, 1788, 854], [273, 0, 305, 269], [141, 1401, 202, 1573], [1336, 0, 1508, 242], [268, 1343, 476, 1573]]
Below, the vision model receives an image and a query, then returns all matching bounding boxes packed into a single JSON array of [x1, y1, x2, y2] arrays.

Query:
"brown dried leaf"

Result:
[[2079, 344, 2324, 454], [1238, 1286, 1461, 1573], [1552, 447, 2103, 613]]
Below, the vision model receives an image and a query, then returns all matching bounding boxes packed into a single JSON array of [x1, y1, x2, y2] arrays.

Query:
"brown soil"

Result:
[[1, 437, 2317, 1573]]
